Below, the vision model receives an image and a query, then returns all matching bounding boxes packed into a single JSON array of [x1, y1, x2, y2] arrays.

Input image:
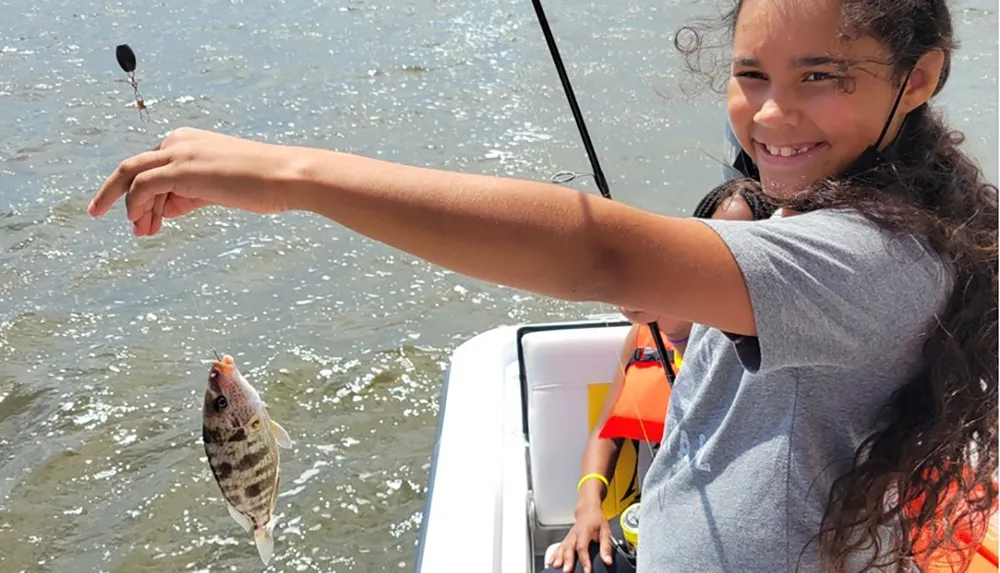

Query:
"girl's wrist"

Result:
[[575, 484, 606, 512], [281, 146, 343, 214]]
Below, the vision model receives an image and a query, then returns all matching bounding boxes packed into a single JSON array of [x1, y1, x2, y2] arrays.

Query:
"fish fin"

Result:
[[226, 501, 253, 533], [270, 420, 293, 449], [269, 474, 282, 511], [254, 515, 280, 565]]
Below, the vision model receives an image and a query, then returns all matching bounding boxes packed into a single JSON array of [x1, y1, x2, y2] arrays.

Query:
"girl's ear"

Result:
[[900, 49, 946, 114]]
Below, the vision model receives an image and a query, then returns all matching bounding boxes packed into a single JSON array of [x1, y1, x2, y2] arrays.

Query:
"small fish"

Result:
[[202, 354, 292, 565]]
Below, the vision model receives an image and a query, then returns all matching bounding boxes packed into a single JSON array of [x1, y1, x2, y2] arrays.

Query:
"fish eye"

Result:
[[213, 395, 229, 411]]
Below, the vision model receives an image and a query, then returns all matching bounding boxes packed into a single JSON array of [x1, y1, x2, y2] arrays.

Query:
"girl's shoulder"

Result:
[[697, 207, 953, 374], [748, 207, 944, 272]]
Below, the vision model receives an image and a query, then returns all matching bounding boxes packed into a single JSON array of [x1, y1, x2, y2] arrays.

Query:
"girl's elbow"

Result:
[[533, 235, 627, 304], [577, 241, 629, 304]]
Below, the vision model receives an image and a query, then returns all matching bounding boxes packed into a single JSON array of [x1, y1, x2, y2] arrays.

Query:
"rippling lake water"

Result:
[[0, 0, 995, 570]]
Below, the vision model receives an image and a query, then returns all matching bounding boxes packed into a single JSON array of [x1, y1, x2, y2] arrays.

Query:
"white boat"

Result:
[[413, 315, 655, 573], [412, 313, 1000, 573]]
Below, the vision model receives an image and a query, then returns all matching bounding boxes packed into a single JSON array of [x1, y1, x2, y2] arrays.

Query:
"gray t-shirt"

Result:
[[636, 209, 951, 572]]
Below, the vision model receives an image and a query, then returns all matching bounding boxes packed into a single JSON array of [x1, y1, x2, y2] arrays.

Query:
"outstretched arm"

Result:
[[91, 128, 756, 336], [291, 148, 755, 335]]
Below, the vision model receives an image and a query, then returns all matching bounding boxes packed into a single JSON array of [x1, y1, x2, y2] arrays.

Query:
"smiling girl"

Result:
[[89, 0, 997, 571]]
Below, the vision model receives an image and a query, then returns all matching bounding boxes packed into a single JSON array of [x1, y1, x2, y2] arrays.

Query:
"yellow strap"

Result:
[[577, 472, 610, 491]]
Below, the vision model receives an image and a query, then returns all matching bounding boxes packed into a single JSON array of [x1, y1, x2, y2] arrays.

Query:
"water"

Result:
[[0, 0, 995, 570]]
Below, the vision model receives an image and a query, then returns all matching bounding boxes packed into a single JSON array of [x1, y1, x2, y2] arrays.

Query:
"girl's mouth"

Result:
[[754, 140, 828, 165]]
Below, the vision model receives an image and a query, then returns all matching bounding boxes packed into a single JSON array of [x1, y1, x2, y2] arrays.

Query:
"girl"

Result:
[[89, 0, 997, 570]]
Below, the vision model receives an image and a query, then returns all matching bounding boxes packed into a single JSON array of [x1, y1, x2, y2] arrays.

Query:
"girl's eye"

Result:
[[804, 72, 837, 82], [735, 71, 767, 81]]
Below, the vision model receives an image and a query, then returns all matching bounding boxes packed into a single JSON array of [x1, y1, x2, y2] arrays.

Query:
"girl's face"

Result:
[[726, 0, 930, 196]]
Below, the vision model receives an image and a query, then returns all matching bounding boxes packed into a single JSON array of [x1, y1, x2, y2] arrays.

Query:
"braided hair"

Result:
[[692, 177, 776, 220]]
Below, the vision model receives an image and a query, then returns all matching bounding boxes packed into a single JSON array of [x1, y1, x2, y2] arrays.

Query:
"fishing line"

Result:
[[114, 43, 220, 364], [524, 5, 695, 538], [498, 1, 678, 483], [482, 5, 658, 474], [526, 0, 677, 385], [483, 6, 663, 548], [483, 1, 630, 355], [475, 0, 667, 473]]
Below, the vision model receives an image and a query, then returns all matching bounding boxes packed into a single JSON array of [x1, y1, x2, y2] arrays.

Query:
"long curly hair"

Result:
[[675, 1, 998, 571]]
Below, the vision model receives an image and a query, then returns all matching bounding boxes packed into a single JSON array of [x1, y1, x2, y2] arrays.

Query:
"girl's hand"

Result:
[[89, 127, 300, 236], [546, 502, 613, 573]]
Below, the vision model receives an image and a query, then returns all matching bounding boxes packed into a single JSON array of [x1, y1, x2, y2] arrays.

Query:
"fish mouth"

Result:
[[207, 354, 236, 394], [213, 354, 236, 375]]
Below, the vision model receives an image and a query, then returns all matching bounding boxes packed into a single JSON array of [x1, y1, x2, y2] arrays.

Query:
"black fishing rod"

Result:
[[528, 0, 677, 385]]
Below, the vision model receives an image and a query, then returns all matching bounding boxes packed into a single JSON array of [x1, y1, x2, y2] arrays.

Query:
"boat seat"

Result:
[[520, 322, 651, 528]]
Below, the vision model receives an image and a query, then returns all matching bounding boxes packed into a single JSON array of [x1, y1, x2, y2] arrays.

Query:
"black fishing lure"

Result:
[[115, 43, 149, 122]]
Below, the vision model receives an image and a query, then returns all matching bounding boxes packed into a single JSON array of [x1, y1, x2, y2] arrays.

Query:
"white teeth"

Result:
[[765, 144, 812, 157]]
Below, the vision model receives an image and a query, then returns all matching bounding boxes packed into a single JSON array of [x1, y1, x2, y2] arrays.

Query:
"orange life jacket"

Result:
[[598, 325, 680, 444]]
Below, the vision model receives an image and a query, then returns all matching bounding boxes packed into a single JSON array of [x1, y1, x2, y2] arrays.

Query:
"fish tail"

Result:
[[254, 515, 280, 565]]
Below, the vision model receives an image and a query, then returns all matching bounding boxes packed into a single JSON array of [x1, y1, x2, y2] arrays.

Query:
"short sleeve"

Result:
[[697, 209, 951, 374]]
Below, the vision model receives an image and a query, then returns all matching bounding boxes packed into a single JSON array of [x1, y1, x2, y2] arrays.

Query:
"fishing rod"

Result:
[[528, 0, 677, 385]]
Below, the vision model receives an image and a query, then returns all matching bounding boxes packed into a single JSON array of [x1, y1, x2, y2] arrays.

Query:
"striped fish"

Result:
[[202, 353, 292, 565]]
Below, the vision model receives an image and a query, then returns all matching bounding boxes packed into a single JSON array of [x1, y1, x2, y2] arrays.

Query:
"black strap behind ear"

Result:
[[874, 69, 913, 151]]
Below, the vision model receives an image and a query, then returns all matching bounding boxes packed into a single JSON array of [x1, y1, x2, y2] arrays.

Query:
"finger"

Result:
[[547, 543, 561, 567], [133, 208, 153, 237], [126, 164, 176, 223], [133, 190, 166, 237], [90, 150, 170, 217], [551, 541, 567, 567], [599, 524, 613, 565], [576, 541, 592, 573], [149, 193, 167, 236], [561, 545, 575, 573]]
